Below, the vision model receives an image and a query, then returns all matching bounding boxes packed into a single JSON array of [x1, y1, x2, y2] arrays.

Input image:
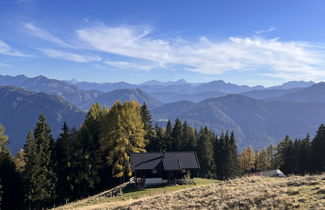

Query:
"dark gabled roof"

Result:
[[130, 151, 200, 171]]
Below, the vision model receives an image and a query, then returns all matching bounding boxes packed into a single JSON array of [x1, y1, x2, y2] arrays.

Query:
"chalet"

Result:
[[130, 151, 200, 188]]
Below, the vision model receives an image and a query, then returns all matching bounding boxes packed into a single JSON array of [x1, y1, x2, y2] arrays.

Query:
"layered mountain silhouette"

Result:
[[1, 74, 323, 152], [152, 94, 325, 149], [0, 86, 85, 154]]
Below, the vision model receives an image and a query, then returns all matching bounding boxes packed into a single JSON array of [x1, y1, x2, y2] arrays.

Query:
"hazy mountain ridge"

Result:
[[0, 86, 86, 154], [152, 94, 325, 149], [0, 75, 101, 110], [0, 75, 163, 109], [272, 82, 325, 103], [1, 74, 323, 151], [92, 88, 163, 108]]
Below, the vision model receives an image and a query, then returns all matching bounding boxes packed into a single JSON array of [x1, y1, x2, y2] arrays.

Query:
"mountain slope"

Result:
[[241, 88, 302, 99], [273, 82, 325, 103], [92, 88, 163, 108], [152, 94, 325, 148], [0, 86, 85, 153], [0, 75, 101, 109], [151, 90, 227, 103]]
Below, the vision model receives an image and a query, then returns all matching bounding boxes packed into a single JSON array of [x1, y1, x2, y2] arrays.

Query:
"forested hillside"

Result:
[[0, 86, 85, 153], [2, 99, 325, 209]]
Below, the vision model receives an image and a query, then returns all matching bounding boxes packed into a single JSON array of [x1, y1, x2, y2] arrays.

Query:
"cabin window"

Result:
[[152, 170, 157, 174], [182, 169, 186, 173]]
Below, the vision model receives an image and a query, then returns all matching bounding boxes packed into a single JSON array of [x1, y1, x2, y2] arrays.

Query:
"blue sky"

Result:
[[0, 0, 325, 86]]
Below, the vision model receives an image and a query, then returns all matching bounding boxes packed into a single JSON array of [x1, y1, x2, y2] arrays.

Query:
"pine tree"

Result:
[[0, 124, 23, 210], [277, 135, 295, 174], [141, 102, 153, 132], [180, 121, 197, 151], [228, 131, 239, 177], [172, 118, 182, 150], [164, 120, 173, 151], [55, 122, 74, 202], [311, 124, 325, 173], [23, 113, 57, 208], [197, 127, 215, 178], [215, 131, 239, 180], [297, 134, 311, 174]]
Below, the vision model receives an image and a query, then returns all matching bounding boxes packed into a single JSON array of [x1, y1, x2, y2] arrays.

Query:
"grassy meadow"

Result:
[[55, 175, 325, 209]]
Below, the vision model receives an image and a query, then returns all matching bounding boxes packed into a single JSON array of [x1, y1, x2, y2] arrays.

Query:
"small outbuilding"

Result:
[[249, 169, 285, 177], [130, 151, 200, 188]]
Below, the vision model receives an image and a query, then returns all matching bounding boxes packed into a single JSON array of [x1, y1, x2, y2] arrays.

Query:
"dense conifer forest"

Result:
[[1, 101, 325, 209]]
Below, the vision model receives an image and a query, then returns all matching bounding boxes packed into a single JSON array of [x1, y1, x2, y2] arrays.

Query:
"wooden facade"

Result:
[[130, 152, 200, 188]]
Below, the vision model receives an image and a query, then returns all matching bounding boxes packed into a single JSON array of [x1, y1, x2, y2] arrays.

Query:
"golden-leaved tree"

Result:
[[239, 146, 255, 174], [100, 101, 146, 181]]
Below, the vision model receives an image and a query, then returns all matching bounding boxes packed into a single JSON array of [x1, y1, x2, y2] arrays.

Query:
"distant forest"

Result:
[[1, 101, 325, 209]]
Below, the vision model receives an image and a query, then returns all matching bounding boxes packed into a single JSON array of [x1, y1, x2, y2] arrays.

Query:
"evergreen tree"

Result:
[[197, 127, 215, 178], [164, 120, 173, 151], [23, 114, 57, 209], [141, 103, 156, 152], [172, 118, 182, 150], [297, 134, 311, 174], [228, 131, 239, 177], [141, 102, 153, 132], [311, 124, 325, 172], [155, 124, 166, 152], [79, 104, 107, 193], [215, 131, 239, 180], [277, 135, 295, 174], [55, 122, 74, 203], [180, 121, 197, 151], [0, 124, 23, 210]]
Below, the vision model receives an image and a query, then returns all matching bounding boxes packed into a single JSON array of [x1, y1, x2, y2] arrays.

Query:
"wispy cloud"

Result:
[[0, 62, 12, 68], [76, 24, 325, 79], [23, 23, 73, 48], [104, 60, 160, 71], [255, 26, 276, 34], [0, 40, 30, 57], [38, 48, 101, 62]]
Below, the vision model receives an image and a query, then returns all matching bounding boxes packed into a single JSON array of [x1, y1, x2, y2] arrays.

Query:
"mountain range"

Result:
[[0, 74, 324, 153], [0, 86, 85, 153]]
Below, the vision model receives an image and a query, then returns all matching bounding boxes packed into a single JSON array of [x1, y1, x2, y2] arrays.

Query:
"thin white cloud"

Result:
[[23, 23, 73, 48], [38, 49, 101, 62], [255, 26, 276, 34], [0, 40, 30, 57], [104, 61, 160, 71], [76, 24, 325, 79], [0, 62, 12, 68]]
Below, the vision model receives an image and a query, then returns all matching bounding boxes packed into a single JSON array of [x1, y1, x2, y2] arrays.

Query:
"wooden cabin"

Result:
[[130, 152, 200, 188]]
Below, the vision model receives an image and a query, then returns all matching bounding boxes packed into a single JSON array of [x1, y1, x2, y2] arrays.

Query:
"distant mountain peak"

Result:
[[271, 81, 315, 89]]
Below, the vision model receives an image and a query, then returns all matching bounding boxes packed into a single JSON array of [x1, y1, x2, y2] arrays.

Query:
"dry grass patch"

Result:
[[55, 174, 325, 210]]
